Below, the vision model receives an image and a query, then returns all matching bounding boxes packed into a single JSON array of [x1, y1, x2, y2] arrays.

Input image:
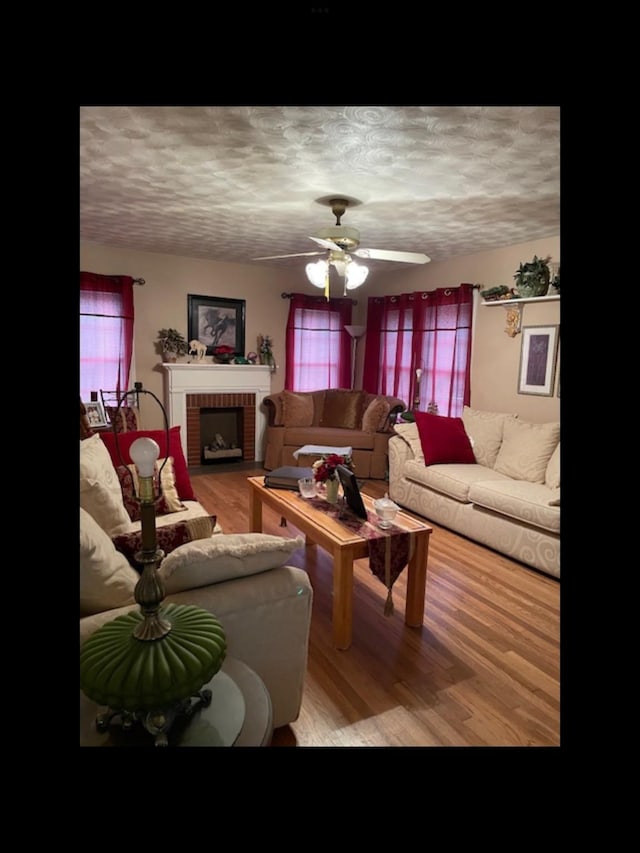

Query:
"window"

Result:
[[363, 285, 473, 416], [80, 272, 135, 404], [285, 293, 352, 391]]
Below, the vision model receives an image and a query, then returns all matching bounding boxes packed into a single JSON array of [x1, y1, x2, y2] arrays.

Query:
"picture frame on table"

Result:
[[188, 294, 246, 357], [517, 324, 559, 396], [84, 400, 109, 428]]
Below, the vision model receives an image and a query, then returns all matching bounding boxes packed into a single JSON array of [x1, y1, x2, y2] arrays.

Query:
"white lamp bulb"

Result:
[[130, 437, 160, 478], [306, 260, 329, 288]]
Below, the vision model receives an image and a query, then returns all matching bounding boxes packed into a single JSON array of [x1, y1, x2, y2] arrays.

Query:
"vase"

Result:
[[324, 478, 339, 505]]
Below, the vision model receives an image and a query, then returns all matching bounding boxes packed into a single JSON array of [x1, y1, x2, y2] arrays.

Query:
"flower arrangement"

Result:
[[213, 345, 235, 364], [312, 453, 353, 484]]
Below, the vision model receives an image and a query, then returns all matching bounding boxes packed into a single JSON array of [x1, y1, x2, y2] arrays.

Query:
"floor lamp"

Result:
[[344, 325, 366, 389]]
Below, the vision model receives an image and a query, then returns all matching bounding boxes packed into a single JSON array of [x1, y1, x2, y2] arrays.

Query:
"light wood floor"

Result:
[[191, 465, 560, 748]]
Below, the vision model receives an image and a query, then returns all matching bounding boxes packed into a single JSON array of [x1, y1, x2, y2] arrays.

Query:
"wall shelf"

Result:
[[481, 293, 559, 337], [481, 294, 560, 306]]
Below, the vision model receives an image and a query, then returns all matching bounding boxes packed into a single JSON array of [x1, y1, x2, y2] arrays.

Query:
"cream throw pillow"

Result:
[[462, 406, 518, 469], [494, 420, 561, 484], [544, 442, 560, 489], [158, 533, 305, 594], [80, 434, 131, 535], [126, 457, 185, 514], [393, 422, 425, 463], [80, 507, 138, 616]]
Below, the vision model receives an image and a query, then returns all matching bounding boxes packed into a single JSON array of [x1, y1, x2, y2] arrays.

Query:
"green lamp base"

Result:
[[80, 603, 227, 746]]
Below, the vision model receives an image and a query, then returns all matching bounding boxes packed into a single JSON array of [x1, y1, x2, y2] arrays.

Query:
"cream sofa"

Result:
[[79, 432, 313, 729], [388, 407, 560, 578], [263, 388, 405, 479]]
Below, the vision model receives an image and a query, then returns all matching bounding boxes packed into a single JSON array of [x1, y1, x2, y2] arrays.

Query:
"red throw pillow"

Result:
[[100, 426, 195, 501], [112, 515, 217, 571], [414, 411, 476, 466]]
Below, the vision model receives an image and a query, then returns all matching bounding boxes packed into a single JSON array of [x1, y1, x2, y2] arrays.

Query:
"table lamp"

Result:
[[79, 386, 227, 746]]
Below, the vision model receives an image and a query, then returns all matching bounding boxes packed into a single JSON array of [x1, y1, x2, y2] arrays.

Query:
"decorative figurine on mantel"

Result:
[[258, 335, 275, 371], [188, 340, 207, 361]]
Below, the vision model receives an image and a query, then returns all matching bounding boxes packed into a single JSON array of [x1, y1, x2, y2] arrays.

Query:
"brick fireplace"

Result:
[[187, 393, 254, 466], [162, 364, 272, 467]]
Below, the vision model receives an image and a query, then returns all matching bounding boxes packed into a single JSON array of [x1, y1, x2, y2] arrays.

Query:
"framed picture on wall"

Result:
[[188, 295, 246, 357], [517, 324, 559, 396]]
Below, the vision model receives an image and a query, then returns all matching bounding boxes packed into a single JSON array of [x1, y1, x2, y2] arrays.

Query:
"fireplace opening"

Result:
[[200, 407, 243, 464]]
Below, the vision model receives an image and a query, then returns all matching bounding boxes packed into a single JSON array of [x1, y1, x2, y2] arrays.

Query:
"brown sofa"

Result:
[[262, 388, 406, 479]]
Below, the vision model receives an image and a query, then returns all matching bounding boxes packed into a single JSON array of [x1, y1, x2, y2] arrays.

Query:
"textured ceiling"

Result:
[[80, 105, 560, 272]]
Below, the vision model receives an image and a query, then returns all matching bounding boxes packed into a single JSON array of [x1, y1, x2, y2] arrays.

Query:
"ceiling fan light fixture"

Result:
[[306, 260, 328, 288], [345, 260, 369, 290]]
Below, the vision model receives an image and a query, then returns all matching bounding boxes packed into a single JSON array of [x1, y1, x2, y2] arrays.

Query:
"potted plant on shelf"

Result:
[[513, 255, 551, 298], [157, 328, 189, 362]]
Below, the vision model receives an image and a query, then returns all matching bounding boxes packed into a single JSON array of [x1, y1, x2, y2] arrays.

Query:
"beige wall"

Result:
[[81, 234, 560, 428]]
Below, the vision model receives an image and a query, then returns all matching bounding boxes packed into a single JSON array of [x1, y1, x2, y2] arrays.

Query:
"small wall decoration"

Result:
[[517, 325, 559, 396], [188, 295, 246, 357], [85, 400, 109, 428]]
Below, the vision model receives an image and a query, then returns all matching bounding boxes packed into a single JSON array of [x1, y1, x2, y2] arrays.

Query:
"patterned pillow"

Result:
[[112, 515, 218, 571], [115, 457, 186, 522], [105, 405, 140, 433]]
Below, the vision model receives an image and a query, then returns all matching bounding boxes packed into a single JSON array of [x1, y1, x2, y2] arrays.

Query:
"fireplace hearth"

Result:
[[201, 407, 243, 464]]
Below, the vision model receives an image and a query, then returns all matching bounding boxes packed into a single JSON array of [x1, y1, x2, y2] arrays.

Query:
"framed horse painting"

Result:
[[188, 294, 246, 357]]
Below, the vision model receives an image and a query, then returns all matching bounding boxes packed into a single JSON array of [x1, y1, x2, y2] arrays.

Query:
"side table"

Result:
[[80, 656, 273, 747]]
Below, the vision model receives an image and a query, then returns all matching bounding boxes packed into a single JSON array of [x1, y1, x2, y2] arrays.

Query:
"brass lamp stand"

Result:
[[79, 386, 227, 747]]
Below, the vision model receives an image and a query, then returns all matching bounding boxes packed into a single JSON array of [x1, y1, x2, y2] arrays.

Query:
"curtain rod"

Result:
[[133, 277, 145, 285], [281, 292, 357, 305]]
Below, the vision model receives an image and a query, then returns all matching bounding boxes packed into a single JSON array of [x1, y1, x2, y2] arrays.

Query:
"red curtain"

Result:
[[363, 285, 473, 416], [362, 293, 415, 399], [285, 293, 352, 390], [80, 272, 135, 402]]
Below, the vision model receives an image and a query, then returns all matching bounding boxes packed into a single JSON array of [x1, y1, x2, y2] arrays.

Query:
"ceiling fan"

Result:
[[254, 197, 430, 298]]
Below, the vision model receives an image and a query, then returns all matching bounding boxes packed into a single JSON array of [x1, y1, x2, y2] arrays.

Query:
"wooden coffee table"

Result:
[[247, 476, 432, 650]]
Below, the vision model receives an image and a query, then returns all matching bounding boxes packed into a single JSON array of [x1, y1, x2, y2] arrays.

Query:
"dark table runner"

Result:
[[304, 496, 415, 616]]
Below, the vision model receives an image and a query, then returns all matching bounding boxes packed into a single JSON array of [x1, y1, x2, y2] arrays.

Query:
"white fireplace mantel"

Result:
[[162, 363, 273, 462]]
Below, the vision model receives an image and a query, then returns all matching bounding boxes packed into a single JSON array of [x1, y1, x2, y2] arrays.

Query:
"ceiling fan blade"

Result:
[[253, 251, 325, 260], [354, 247, 431, 264], [309, 236, 342, 251]]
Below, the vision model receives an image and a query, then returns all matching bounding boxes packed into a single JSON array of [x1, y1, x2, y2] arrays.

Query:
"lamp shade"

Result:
[[344, 324, 366, 339], [306, 260, 328, 288], [345, 261, 369, 289]]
